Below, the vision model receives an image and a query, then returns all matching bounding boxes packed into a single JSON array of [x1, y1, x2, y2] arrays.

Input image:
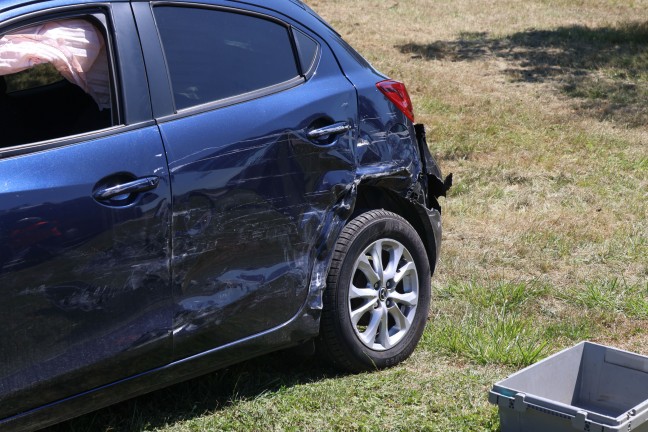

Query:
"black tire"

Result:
[[317, 210, 431, 372]]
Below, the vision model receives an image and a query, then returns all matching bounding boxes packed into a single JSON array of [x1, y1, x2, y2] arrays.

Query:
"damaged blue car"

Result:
[[0, 0, 451, 429]]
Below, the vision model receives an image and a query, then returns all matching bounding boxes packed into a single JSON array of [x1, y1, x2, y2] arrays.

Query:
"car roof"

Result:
[[0, 0, 125, 15], [0, 0, 330, 35], [226, 0, 305, 11], [0, 0, 39, 14], [222, 0, 307, 18], [0, 0, 303, 16]]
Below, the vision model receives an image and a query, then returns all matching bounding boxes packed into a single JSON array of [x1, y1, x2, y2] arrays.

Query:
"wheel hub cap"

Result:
[[378, 287, 387, 302], [348, 238, 419, 351]]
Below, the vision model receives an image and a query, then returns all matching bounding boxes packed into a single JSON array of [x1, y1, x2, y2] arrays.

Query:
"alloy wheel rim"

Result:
[[348, 238, 419, 351]]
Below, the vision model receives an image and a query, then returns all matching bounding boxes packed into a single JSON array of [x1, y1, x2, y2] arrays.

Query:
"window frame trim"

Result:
[[0, 121, 156, 160], [156, 76, 304, 124], [150, 1, 308, 120]]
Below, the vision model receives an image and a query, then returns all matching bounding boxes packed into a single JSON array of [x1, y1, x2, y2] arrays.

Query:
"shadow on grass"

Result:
[[398, 22, 648, 126], [44, 349, 343, 432]]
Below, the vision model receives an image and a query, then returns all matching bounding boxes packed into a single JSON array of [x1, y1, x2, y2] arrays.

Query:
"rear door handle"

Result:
[[93, 176, 160, 201], [307, 121, 352, 139]]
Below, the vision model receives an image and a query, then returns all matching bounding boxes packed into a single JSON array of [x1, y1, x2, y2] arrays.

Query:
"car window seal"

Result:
[[0, 122, 154, 160]]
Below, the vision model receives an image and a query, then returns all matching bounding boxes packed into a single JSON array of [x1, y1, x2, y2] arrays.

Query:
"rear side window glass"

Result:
[[154, 6, 300, 110], [293, 28, 318, 75]]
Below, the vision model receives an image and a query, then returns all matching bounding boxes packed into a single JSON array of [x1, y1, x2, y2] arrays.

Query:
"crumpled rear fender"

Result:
[[301, 123, 450, 331]]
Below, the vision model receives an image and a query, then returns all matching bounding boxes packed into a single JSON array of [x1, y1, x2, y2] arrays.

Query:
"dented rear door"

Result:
[[135, 1, 358, 358]]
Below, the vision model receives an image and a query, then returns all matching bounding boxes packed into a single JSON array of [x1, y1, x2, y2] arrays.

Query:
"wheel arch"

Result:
[[352, 185, 439, 275], [302, 181, 440, 336], [316, 207, 432, 371]]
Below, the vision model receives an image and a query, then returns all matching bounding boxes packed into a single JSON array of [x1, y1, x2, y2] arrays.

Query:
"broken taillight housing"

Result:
[[376, 79, 415, 122]]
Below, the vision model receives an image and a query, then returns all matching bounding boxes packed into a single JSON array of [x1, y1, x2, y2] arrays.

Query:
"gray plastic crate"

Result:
[[489, 341, 648, 432]]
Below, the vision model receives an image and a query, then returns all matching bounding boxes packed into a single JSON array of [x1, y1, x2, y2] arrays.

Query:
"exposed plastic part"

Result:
[[0, 19, 110, 109], [376, 79, 415, 122], [490, 341, 648, 432], [414, 124, 452, 203]]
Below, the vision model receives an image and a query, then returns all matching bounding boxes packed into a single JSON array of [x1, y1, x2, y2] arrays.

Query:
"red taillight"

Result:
[[376, 79, 415, 122]]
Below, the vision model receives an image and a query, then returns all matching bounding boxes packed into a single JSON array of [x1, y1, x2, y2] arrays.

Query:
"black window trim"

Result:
[[150, 1, 308, 122], [0, 4, 126, 157]]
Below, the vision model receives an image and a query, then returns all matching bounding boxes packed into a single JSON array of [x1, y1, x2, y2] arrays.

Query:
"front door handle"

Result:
[[93, 176, 160, 201], [307, 121, 352, 139]]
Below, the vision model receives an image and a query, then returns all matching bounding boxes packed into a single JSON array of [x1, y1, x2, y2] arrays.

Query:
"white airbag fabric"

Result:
[[0, 19, 110, 109]]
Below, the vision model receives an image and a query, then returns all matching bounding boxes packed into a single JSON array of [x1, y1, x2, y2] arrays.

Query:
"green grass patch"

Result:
[[436, 280, 548, 311], [425, 307, 550, 366], [425, 281, 551, 367], [561, 279, 648, 319], [545, 317, 593, 341], [53, 351, 506, 432]]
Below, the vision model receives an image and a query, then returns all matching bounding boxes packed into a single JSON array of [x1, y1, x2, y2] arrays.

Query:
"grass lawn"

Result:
[[49, 1, 647, 430]]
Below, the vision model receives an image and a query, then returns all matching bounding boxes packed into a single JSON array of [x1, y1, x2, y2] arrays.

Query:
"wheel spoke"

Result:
[[383, 242, 405, 281], [357, 309, 381, 345], [350, 284, 379, 300], [389, 291, 418, 307], [393, 261, 416, 284], [356, 255, 380, 286], [369, 240, 384, 282], [389, 305, 411, 331], [376, 303, 391, 349], [350, 298, 378, 325]]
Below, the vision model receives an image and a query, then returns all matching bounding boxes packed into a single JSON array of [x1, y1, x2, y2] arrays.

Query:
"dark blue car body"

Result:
[[0, 0, 448, 429]]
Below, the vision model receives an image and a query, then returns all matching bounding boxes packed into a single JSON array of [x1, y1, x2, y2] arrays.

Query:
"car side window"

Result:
[[153, 6, 300, 110], [0, 16, 115, 149], [293, 28, 319, 76]]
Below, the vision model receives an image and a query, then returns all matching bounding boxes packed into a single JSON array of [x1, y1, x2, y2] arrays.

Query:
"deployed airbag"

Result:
[[0, 19, 110, 109]]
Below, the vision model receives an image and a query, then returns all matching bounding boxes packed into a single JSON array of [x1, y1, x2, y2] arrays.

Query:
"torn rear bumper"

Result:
[[414, 124, 452, 210]]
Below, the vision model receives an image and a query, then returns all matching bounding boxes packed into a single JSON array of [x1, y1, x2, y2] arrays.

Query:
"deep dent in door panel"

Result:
[[165, 113, 357, 355], [169, 130, 356, 345]]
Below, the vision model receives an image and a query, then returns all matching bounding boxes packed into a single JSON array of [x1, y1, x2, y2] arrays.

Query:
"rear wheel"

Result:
[[317, 210, 431, 371]]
